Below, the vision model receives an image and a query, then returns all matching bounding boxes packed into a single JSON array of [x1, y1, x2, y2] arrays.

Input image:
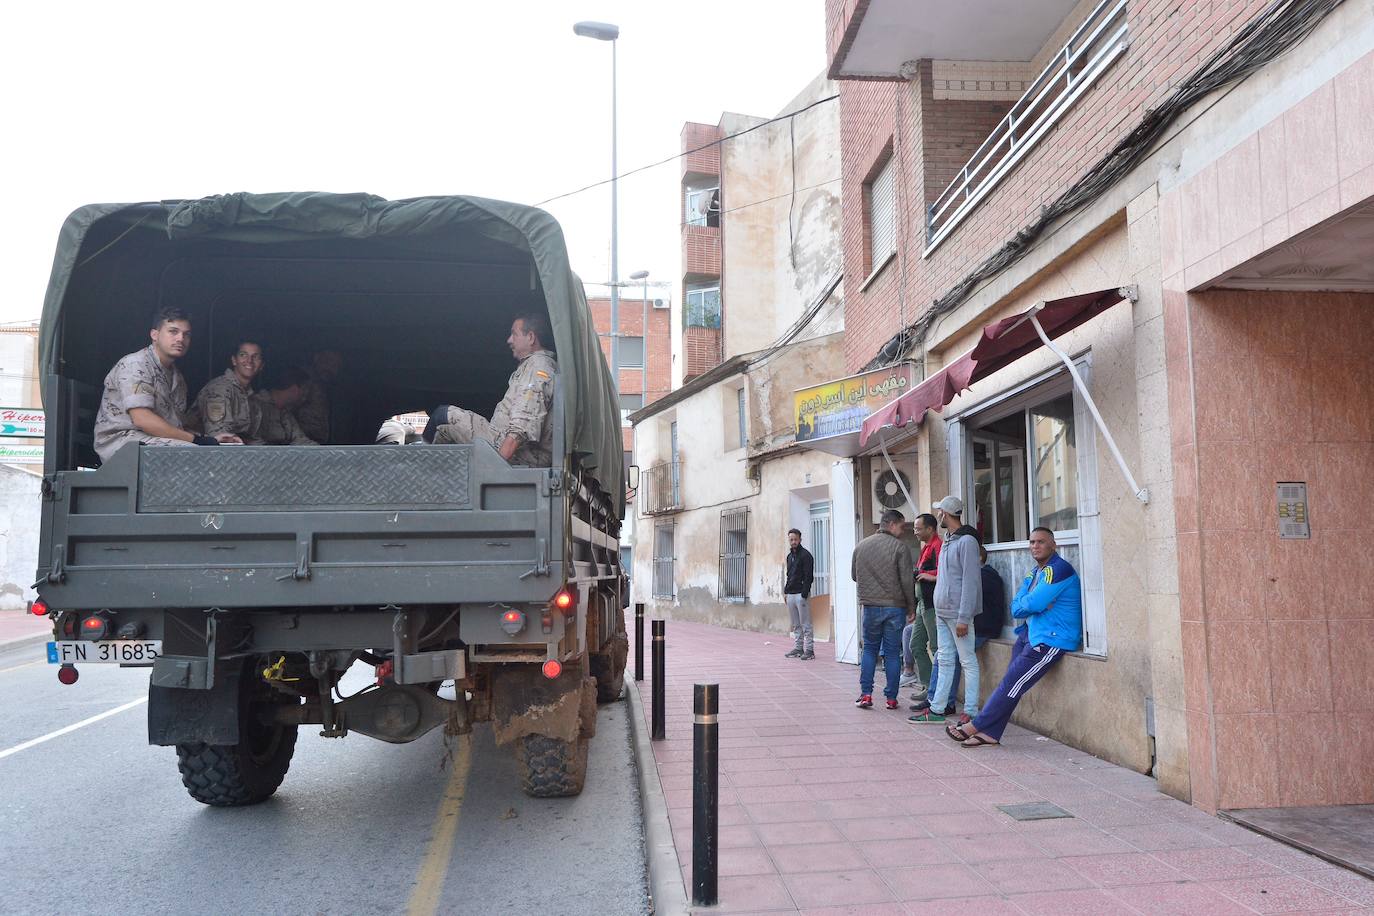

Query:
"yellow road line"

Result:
[[406, 735, 474, 916]]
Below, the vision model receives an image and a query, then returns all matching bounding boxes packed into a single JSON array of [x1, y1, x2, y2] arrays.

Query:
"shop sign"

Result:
[[794, 363, 917, 443], [0, 445, 43, 464], [0, 408, 44, 438]]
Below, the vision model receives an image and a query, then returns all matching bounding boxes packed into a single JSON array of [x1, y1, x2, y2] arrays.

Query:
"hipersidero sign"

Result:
[[794, 364, 918, 443], [0, 408, 44, 438], [0, 445, 43, 464]]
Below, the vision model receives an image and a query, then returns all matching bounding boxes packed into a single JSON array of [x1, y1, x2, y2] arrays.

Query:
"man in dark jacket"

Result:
[[784, 528, 816, 660], [851, 509, 917, 710]]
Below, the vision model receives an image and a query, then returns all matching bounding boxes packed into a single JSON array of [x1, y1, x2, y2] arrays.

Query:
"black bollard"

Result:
[[651, 619, 665, 741], [692, 683, 719, 906], [634, 602, 644, 682]]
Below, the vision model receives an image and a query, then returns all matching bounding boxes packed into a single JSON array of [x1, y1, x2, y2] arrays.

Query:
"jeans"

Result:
[[929, 618, 980, 717], [859, 605, 905, 700], [939, 635, 989, 707], [786, 593, 813, 652]]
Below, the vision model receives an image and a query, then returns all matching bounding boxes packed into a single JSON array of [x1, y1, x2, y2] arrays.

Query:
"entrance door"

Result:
[[829, 459, 859, 664], [807, 500, 832, 641]]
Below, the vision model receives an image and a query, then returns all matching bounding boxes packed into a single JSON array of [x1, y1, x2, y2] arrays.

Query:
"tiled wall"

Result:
[[1167, 288, 1374, 812]]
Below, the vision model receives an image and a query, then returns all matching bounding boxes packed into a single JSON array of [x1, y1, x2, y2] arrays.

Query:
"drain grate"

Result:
[[997, 802, 1074, 821]]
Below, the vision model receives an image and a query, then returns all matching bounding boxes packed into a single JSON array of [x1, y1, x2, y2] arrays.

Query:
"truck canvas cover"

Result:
[[38, 191, 623, 516]]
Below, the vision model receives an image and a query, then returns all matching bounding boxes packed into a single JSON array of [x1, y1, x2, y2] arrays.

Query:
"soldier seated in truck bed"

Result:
[[420, 313, 557, 467], [94, 306, 242, 461], [252, 366, 319, 446]]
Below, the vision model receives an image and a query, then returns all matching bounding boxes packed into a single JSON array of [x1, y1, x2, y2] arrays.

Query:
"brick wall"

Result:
[[683, 326, 722, 380], [682, 224, 722, 278], [681, 122, 722, 178], [588, 294, 674, 452], [836, 0, 1274, 373]]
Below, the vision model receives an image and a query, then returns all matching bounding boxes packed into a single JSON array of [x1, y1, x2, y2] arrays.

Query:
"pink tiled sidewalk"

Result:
[[633, 617, 1374, 914], [0, 608, 49, 651]]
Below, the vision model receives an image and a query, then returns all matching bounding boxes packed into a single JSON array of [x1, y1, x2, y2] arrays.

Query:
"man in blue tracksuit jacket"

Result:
[[946, 526, 1081, 746]]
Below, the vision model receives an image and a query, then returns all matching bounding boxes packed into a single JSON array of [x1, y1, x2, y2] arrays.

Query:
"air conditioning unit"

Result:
[[652, 298, 668, 309], [870, 459, 918, 525]]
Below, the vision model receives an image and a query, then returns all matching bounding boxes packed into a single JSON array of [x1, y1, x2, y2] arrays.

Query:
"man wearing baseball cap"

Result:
[[910, 495, 981, 724]]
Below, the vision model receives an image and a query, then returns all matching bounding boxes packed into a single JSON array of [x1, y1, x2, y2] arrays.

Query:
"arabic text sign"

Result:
[[0, 408, 44, 438], [794, 364, 917, 443]]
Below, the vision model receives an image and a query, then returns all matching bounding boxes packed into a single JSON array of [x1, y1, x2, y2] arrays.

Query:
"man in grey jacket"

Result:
[[850, 509, 917, 710], [911, 496, 982, 724]]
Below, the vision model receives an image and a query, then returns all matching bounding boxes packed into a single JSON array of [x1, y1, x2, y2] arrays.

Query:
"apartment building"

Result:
[[632, 73, 848, 639], [813, 0, 1374, 816]]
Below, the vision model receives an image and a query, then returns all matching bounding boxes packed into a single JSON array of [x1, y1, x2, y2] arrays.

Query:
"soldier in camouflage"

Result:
[[196, 339, 265, 442], [296, 350, 343, 444], [252, 366, 319, 446], [425, 314, 557, 467], [94, 306, 241, 461]]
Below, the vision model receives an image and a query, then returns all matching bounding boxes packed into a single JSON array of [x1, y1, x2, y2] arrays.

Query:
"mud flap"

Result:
[[147, 666, 243, 746], [490, 660, 597, 748]]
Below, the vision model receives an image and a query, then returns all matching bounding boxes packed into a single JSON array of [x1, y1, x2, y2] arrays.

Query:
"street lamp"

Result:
[[574, 20, 621, 391]]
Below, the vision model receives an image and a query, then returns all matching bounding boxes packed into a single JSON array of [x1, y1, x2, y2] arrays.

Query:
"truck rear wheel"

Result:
[[175, 682, 299, 807], [516, 733, 590, 798], [590, 630, 628, 704]]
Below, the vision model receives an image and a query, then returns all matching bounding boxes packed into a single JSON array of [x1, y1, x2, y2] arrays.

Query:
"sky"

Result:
[[1, 0, 828, 323]]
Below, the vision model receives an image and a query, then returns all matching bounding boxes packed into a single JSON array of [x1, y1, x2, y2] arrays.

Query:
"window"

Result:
[[670, 421, 681, 506], [950, 364, 1105, 655], [736, 387, 746, 452], [865, 154, 896, 275], [685, 187, 720, 228], [620, 393, 643, 428], [653, 522, 675, 598], [685, 287, 721, 329], [722, 384, 746, 451], [719, 507, 749, 600], [620, 336, 644, 368], [808, 501, 831, 597]]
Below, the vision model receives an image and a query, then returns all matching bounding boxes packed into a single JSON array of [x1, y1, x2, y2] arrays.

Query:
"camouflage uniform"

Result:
[[433, 349, 556, 467], [93, 345, 193, 461], [252, 391, 318, 445], [295, 374, 331, 443], [196, 370, 260, 442]]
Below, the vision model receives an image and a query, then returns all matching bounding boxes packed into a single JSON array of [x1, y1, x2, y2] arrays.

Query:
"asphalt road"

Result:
[[0, 643, 649, 916]]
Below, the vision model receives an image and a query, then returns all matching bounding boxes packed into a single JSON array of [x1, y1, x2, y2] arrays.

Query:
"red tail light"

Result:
[[81, 615, 108, 640], [542, 659, 562, 679], [30, 599, 49, 617], [57, 665, 79, 685], [552, 586, 577, 615]]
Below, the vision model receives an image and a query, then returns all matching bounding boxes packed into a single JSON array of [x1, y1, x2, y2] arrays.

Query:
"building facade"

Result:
[[634, 73, 849, 639], [816, 0, 1374, 811]]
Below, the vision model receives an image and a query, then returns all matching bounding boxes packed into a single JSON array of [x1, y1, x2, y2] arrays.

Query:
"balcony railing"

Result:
[[640, 460, 682, 516], [925, 0, 1129, 254]]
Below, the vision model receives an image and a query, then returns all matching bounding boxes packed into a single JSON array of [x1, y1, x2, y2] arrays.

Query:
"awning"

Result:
[[860, 287, 1130, 447]]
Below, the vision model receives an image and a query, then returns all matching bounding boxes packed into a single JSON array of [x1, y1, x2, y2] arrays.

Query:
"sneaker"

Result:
[[784, 648, 803, 658], [943, 705, 956, 716], [909, 701, 930, 712], [854, 694, 873, 709], [800, 650, 815, 660], [908, 710, 947, 723], [899, 672, 919, 687], [885, 698, 900, 710]]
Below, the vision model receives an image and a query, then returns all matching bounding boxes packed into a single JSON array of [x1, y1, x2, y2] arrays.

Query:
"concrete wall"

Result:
[[0, 464, 41, 610]]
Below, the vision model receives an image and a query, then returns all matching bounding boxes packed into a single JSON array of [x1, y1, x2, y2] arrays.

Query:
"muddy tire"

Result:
[[516, 733, 590, 798], [175, 669, 298, 807], [590, 630, 628, 704]]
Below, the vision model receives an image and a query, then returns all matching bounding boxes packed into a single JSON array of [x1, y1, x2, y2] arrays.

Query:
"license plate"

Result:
[[47, 641, 162, 665]]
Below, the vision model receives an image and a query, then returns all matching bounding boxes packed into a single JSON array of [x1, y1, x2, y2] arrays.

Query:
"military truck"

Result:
[[33, 192, 630, 805]]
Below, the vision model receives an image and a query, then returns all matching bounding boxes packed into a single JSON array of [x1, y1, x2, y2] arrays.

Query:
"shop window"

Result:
[[950, 367, 1105, 655], [685, 287, 722, 329], [653, 522, 675, 598], [719, 507, 749, 600]]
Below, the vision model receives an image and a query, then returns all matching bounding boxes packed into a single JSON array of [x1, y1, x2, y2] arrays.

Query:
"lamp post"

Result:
[[573, 20, 621, 391]]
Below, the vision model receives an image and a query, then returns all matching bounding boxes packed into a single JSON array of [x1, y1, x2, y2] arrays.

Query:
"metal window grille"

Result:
[[653, 522, 675, 598], [719, 507, 749, 600], [926, 0, 1129, 251], [639, 460, 682, 515], [866, 156, 896, 271], [808, 501, 831, 597]]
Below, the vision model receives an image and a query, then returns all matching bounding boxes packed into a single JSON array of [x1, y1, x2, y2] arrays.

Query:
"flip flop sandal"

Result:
[[960, 734, 1000, 747], [945, 722, 971, 742]]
